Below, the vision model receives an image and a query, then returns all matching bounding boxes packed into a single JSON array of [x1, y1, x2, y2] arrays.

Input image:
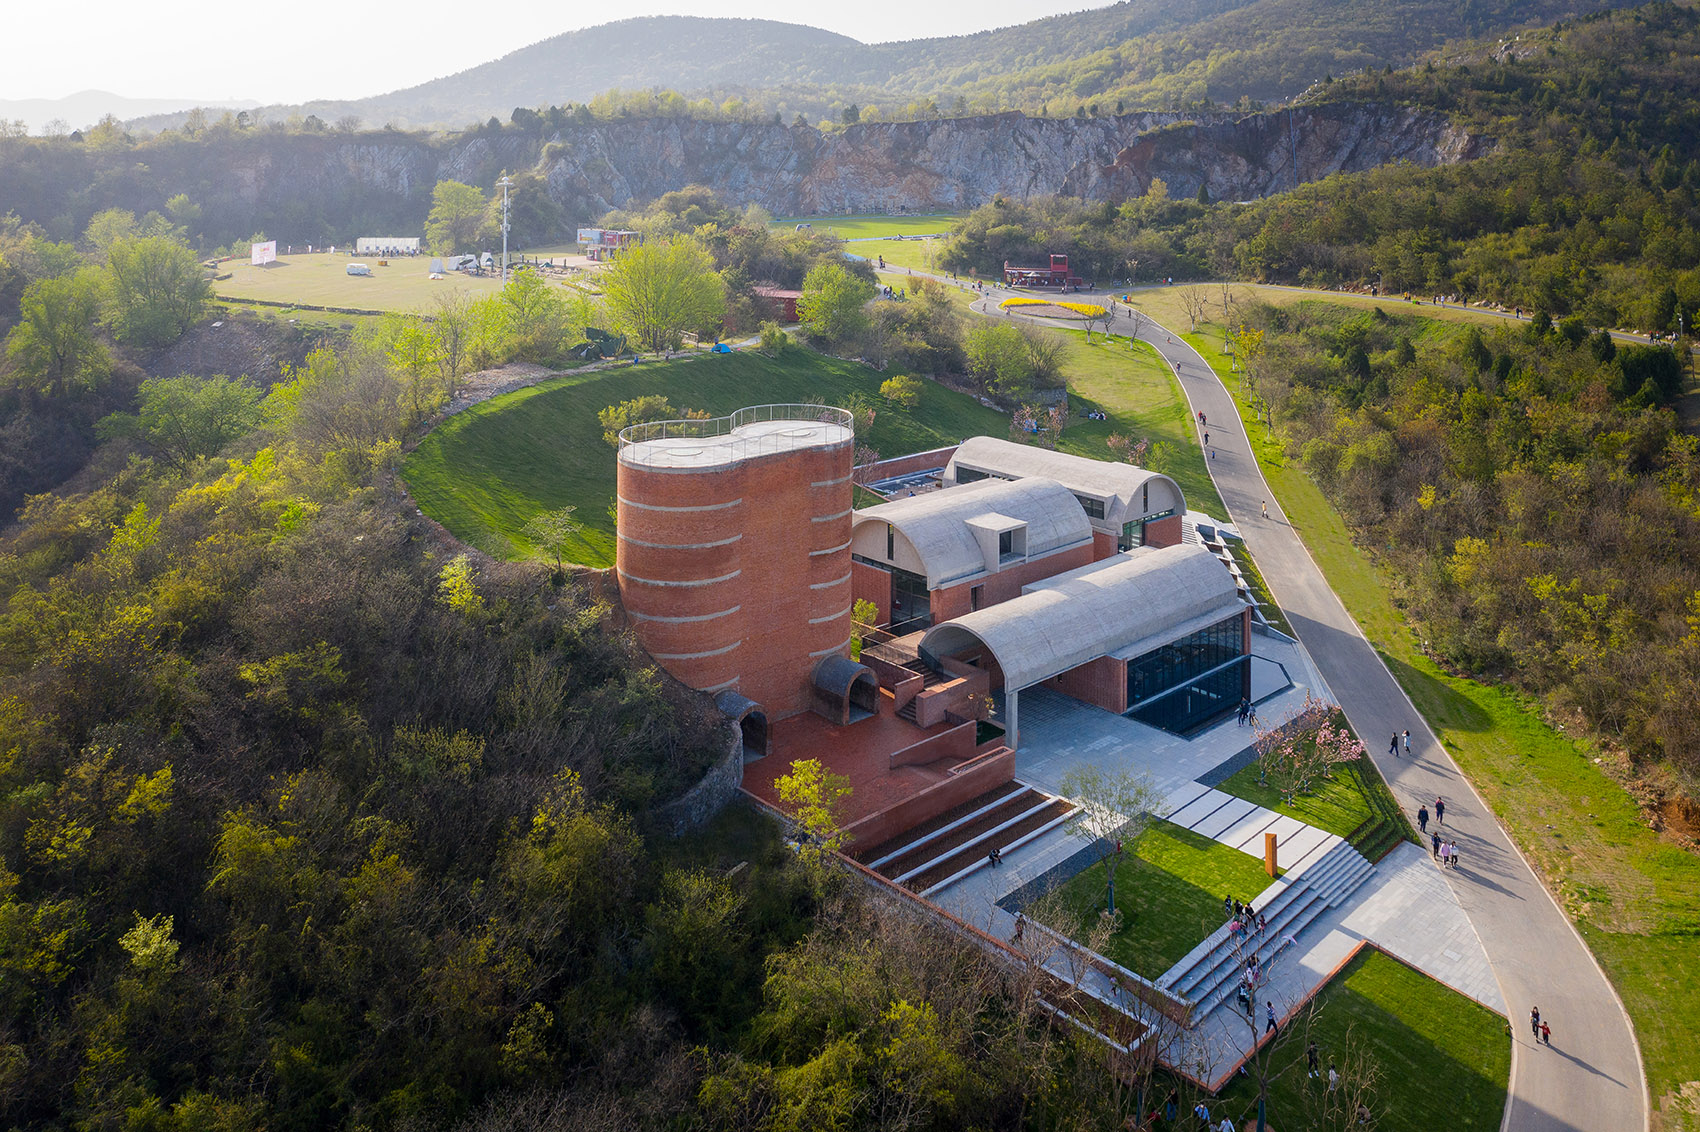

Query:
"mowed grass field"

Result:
[[215, 253, 507, 313], [784, 214, 961, 271], [1039, 821, 1277, 979], [1206, 948, 1511, 1132], [401, 349, 1007, 566], [1176, 308, 1700, 1125]]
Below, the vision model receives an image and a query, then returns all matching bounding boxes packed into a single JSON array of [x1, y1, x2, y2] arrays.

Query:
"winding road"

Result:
[[929, 270, 1650, 1130], [1137, 314, 1647, 1132]]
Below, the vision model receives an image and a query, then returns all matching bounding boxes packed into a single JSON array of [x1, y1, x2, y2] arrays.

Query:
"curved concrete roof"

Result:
[[946, 436, 1186, 525], [919, 544, 1241, 691], [852, 477, 1093, 587]]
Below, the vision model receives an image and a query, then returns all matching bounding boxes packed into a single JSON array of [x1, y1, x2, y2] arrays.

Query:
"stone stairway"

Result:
[[853, 781, 1078, 896], [1158, 839, 1377, 1022]]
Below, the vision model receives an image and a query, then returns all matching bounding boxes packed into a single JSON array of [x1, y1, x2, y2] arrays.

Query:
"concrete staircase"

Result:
[[854, 782, 1077, 896], [1159, 840, 1377, 1022], [893, 660, 949, 724]]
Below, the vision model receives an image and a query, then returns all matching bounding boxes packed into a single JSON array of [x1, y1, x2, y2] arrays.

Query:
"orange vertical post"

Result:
[[1265, 831, 1278, 876]]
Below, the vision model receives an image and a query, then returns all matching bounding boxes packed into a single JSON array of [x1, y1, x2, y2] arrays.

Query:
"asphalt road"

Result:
[[1134, 313, 1648, 1132]]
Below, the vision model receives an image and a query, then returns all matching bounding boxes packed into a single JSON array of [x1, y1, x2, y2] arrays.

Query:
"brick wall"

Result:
[[854, 447, 959, 484], [889, 720, 977, 768], [617, 429, 852, 718], [929, 541, 1095, 621], [852, 558, 890, 625], [1144, 513, 1183, 548], [840, 746, 1015, 850], [1092, 529, 1118, 561], [1041, 655, 1129, 713]]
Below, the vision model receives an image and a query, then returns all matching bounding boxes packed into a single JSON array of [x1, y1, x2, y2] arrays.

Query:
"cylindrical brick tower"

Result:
[[616, 405, 855, 718]]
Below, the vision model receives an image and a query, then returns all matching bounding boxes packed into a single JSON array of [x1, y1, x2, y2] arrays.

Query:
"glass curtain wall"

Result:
[[888, 567, 933, 634], [1125, 613, 1246, 733]]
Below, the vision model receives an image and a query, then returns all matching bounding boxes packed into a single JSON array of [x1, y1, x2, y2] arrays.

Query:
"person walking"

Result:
[[1402, 729, 1411, 756], [1451, 842, 1462, 870], [1541, 1019, 1552, 1045], [1265, 1001, 1278, 1036], [1261, 500, 1269, 519], [1389, 733, 1399, 758], [1203, 430, 1209, 446], [1012, 912, 1025, 943], [1530, 1005, 1541, 1038], [1417, 805, 1429, 833], [1431, 829, 1442, 859], [1307, 1041, 1320, 1078], [1434, 797, 1446, 826], [1328, 1062, 1339, 1092]]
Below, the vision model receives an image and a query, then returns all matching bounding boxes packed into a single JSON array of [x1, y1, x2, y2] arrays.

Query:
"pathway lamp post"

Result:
[[497, 174, 513, 284]]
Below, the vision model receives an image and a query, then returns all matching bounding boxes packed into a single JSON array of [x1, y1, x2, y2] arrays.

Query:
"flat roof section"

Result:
[[618, 404, 854, 471]]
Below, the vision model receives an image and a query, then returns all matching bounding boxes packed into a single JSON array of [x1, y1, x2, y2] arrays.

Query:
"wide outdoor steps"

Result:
[[1158, 840, 1377, 1021], [854, 782, 1077, 895]]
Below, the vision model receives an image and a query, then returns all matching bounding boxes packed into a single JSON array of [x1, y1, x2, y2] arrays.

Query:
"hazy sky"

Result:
[[6, 0, 1113, 105]]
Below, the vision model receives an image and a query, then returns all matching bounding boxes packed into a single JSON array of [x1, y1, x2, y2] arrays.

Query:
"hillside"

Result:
[[127, 0, 1641, 132], [0, 104, 1478, 252]]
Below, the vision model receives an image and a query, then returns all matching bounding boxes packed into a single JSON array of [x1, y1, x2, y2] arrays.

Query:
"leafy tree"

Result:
[[98, 374, 263, 470], [601, 239, 725, 352], [83, 208, 137, 260], [498, 268, 574, 362], [963, 321, 1034, 396], [425, 180, 493, 254], [797, 263, 873, 350], [775, 758, 851, 867], [598, 395, 707, 448], [879, 374, 922, 409], [758, 320, 788, 356], [4, 267, 109, 398], [521, 505, 582, 572], [104, 236, 211, 346]]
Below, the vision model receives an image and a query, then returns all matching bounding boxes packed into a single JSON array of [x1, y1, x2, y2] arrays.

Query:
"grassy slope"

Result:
[[1044, 821, 1275, 979], [1207, 949, 1511, 1132], [781, 215, 962, 272], [1219, 761, 1389, 843], [401, 348, 1007, 566], [1175, 311, 1700, 1118]]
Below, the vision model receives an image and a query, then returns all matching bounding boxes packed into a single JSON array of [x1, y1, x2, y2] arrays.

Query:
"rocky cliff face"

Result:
[[513, 103, 1482, 215], [1, 103, 1483, 246]]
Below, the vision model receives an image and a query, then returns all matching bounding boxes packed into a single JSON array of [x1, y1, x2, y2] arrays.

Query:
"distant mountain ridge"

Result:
[[115, 0, 1640, 133], [2, 90, 256, 135]]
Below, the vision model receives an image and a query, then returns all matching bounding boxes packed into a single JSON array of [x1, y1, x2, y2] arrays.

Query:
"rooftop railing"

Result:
[[617, 404, 856, 466]]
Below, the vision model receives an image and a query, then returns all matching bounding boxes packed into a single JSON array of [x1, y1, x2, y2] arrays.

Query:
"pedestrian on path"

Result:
[[1012, 912, 1025, 943], [1530, 1005, 1540, 1037], [1541, 1019, 1552, 1045], [1224, 894, 1235, 918], [1418, 805, 1429, 832], [1434, 797, 1446, 826], [1402, 729, 1411, 755], [1389, 733, 1399, 758], [1265, 1001, 1278, 1035], [1431, 830, 1442, 858], [1220, 1116, 1234, 1132], [1262, 500, 1269, 519], [1451, 842, 1462, 870], [1440, 840, 1452, 867]]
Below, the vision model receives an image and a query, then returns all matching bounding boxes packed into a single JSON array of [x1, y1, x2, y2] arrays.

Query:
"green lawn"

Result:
[[1038, 821, 1274, 980], [1204, 948, 1510, 1132], [784, 214, 961, 272], [1180, 316, 1700, 1123], [216, 252, 507, 313], [401, 348, 1007, 566], [1218, 760, 1415, 861]]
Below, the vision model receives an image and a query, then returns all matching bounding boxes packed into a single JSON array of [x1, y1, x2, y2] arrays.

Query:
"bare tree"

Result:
[[1179, 286, 1211, 332], [1058, 766, 1166, 918]]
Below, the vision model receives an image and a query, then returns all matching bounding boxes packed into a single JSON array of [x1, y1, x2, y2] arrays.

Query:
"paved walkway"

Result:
[[1131, 311, 1648, 1131]]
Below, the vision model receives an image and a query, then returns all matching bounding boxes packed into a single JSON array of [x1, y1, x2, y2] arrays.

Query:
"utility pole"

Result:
[[497, 174, 514, 284]]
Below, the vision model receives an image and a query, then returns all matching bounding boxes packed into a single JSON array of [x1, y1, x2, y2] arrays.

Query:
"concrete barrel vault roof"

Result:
[[919, 544, 1243, 691], [852, 477, 1093, 587], [945, 436, 1186, 524]]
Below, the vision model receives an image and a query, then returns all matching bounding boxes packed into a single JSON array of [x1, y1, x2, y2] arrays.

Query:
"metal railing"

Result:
[[617, 403, 855, 450]]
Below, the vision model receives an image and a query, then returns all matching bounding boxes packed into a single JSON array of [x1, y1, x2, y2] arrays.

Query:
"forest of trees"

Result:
[[942, 5, 1700, 334], [1223, 298, 1700, 785]]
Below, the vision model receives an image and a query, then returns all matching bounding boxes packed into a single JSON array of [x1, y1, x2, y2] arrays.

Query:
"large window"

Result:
[[1075, 494, 1106, 520], [955, 466, 990, 484], [889, 566, 932, 635], [1125, 613, 1245, 733]]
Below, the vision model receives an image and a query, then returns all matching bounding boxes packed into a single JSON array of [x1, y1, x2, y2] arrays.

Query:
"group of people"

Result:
[[1081, 409, 1109, 420], [1531, 1005, 1554, 1046], [1235, 696, 1254, 726], [1387, 729, 1411, 758]]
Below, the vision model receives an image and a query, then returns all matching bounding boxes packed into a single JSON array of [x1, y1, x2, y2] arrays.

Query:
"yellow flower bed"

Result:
[[998, 297, 1106, 318]]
